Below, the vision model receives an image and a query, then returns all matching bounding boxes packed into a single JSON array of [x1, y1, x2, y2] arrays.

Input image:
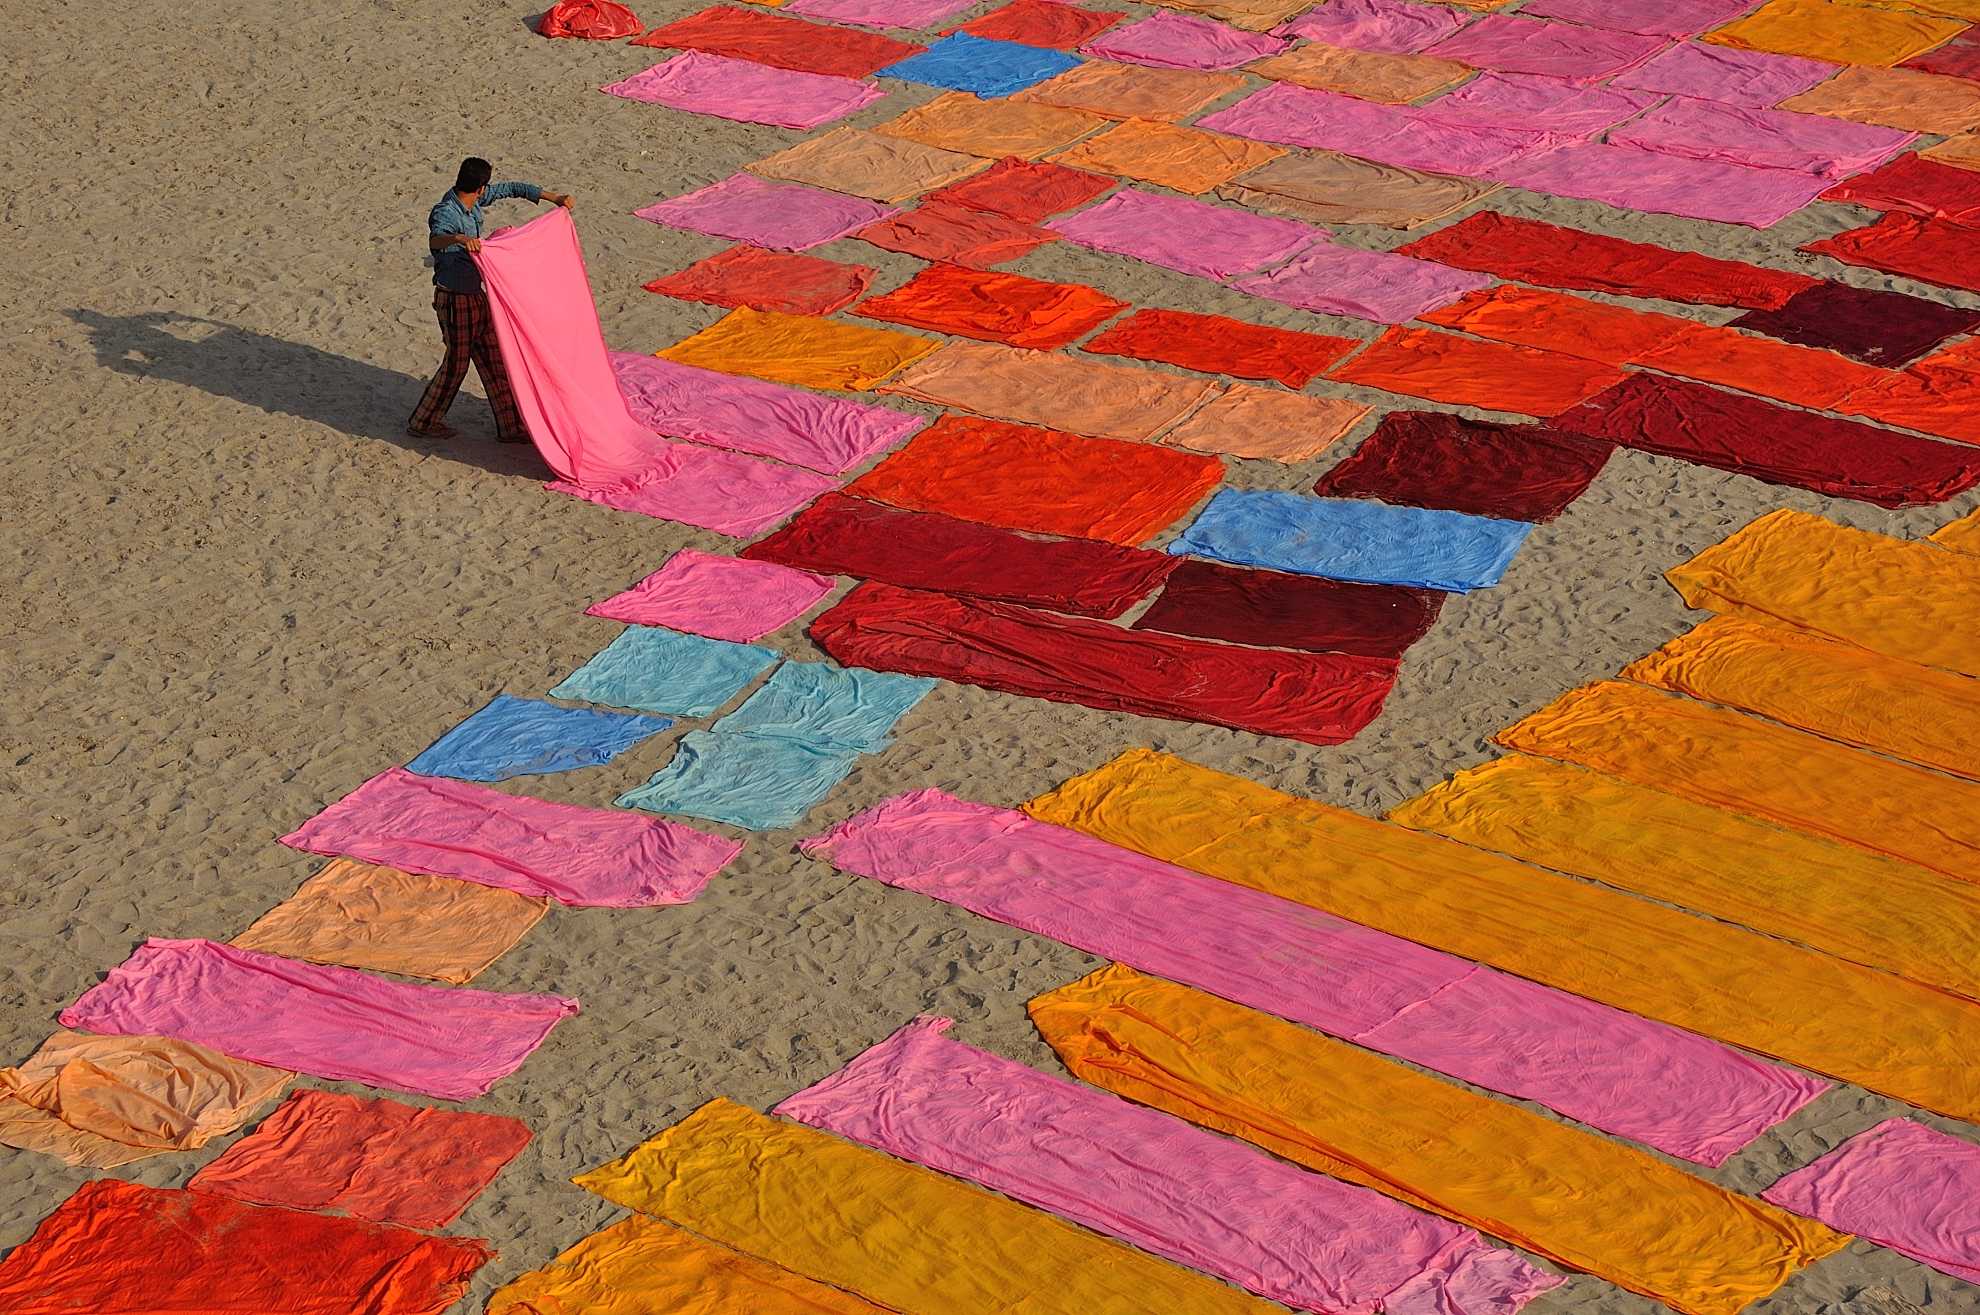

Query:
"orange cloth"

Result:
[[1420, 285, 1693, 366], [1705, 0, 1965, 65], [1838, 341, 1980, 444], [1329, 327, 1627, 416], [749, 126, 990, 202], [1080, 306, 1360, 387], [1250, 43, 1471, 102], [1216, 151, 1499, 228], [876, 92, 1108, 161], [1146, 0, 1309, 28], [1014, 60, 1245, 121], [1631, 321, 1888, 412], [1933, 506, 1980, 552], [1051, 118, 1285, 195], [854, 264, 1127, 349], [659, 307, 939, 391], [877, 339, 1220, 439], [1158, 384, 1369, 461], [1779, 65, 1980, 133], [1923, 132, 1980, 170]]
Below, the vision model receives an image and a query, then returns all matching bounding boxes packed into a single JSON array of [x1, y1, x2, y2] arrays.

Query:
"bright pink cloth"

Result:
[[1763, 1119, 1980, 1284], [1273, 0, 1466, 52], [787, 0, 975, 28], [1199, 83, 1573, 176], [550, 443, 835, 536], [778, 1017, 1565, 1315], [635, 173, 896, 251], [1610, 96, 1914, 178], [1500, 140, 1832, 226], [60, 939, 578, 1101], [586, 548, 834, 640], [1082, 12, 1285, 69], [1521, 0, 1756, 36], [1610, 40, 1834, 108], [1049, 189, 1315, 279], [1418, 72, 1660, 135], [1426, 13, 1671, 83], [602, 51, 886, 129], [802, 791, 1827, 1165], [280, 767, 741, 908], [1232, 239, 1493, 323]]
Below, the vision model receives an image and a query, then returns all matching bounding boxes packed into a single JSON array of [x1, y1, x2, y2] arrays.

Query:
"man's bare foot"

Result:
[[406, 420, 459, 439]]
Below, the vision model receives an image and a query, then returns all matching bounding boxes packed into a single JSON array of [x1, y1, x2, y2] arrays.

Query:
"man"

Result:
[[408, 157, 574, 442]]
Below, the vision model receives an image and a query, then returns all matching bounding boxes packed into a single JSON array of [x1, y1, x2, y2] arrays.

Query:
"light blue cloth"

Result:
[[877, 35, 1081, 97], [716, 662, 935, 752], [549, 627, 778, 716], [617, 731, 860, 830], [1169, 489, 1533, 593], [405, 693, 671, 782]]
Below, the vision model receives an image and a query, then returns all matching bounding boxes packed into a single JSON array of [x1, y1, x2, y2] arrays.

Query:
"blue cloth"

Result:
[[429, 182, 542, 292], [715, 663, 934, 752], [617, 731, 860, 830], [405, 693, 671, 782], [877, 35, 1081, 97], [1169, 489, 1533, 593], [549, 627, 778, 716]]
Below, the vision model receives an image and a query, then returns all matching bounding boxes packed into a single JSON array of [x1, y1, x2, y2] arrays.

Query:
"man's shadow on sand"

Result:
[[68, 309, 549, 479]]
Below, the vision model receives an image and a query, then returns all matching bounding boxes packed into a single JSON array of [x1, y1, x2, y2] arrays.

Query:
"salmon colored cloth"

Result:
[[1391, 753, 1980, 1003], [1216, 151, 1500, 228], [878, 340, 1221, 439], [658, 307, 938, 391], [1014, 60, 1244, 120], [954, 0, 1126, 48], [1805, 213, 1980, 292], [1250, 42, 1471, 101], [1158, 385, 1369, 461], [1082, 307, 1357, 387], [577, 1099, 1284, 1315], [1029, 966, 1847, 1315], [750, 126, 988, 202], [1329, 327, 1627, 416], [1780, 65, 1980, 133], [924, 155, 1118, 221], [0, 1031, 288, 1168], [855, 201, 1058, 268], [644, 245, 875, 316], [853, 264, 1126, 349], [1923, 132, 1980, 170], [877, 92, 1107, 160], [1051, 118, 1285, 194], [1934, 506, 1980, 551], [1706, 0, 1964, 66], [1028, 748, 1980, 1123], [634, 5, 921, 76]]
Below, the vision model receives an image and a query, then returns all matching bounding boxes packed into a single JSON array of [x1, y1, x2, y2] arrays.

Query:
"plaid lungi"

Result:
[[409, 287, 527, 441]]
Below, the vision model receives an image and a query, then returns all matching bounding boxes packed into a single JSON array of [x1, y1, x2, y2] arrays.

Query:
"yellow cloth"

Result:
[[486, 1216, 889, 1315], [748, 126, 989, 202], [1779, 65, 1980, 133], [1027, 748, 1980, 1121], [1666, 508, 1980, 678], [575, 1099, 1280, 1315], [1030, 965, 1848, 1315], [1932, 506, 1980, 552], [1249, 43, 1472, 102], [658, 308, 939, 392], [1050, 118, 1286, 195], [1158, 385, 1368, 462], [1390, 753, 1980, 1003], [875, 92, 1107, 161], [1014, 61, 1245, 122], [1706, 0, 1964, 65]]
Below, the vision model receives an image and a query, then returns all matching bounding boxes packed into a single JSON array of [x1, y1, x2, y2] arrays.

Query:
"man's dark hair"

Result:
[[454, 157, 493, 193]]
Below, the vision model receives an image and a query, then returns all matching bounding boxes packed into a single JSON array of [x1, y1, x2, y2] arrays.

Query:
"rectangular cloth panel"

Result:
[[712, 661, 936, 749], [632, 5, 923, 76], [1081, 307, 1357, 387], [1145, 0, 1308, 30], [804, 793, 1818, 1161], [842, 413, 1223, 543], [1048, 187, 1315, 279], [1629, 322, 1888, 412], [923, 154, 1117, 220], [1804, 212, 1980, 291], [405, 693, 671, 782], [644, 245, 875, 317], [586, 548, 834, 642], [232, 860, 547, 985], [187, 1089, 529, 1229], [1216, 151, 1498, 229], [579, 1100, 1285, 1315], [1027, 747, 1980, 1129], [1668, 507, 1980, 676], [1609, 97, 1915, 177], [1157, 386, 1370, 462], [1778, 66, 1980, 133], [618, 731, 862, 829], [61, 939, 578, 1101], [744, 492, 1177, 617], [1549, 373, 1980, 508], [1230, 240, 1493, 325], [1822, 151, 1980, 223], [1705, 0, 1963, 66], [1083, 12, 1286, 69], [749, 126, 990, 203], [1906, 26, 1980, 80], [549, 439, 836, 538], [1496, 140, 1833, 227], [656, 307, 939, 392], [877, 33, 1085, 96], [811, 582, 1398, 743], [876, 339, 1222, 439], [787, 0, 973, 28], [1329, 327, 1628, 416], [1274, 0, 1468, 53], [776, 1016, 1564, 1315], [955, 0, 1127, 48], [1133, 557, 1444, 657], [852, 264, 1127, 349], [875, 92, 1108, 161], [1499, 680, 1980, 885], [1170, 489, 1532, 592], [1423, 14, 1669, 82], [281, 765, 743, 906], [0, 1180, 490, 1315], [1051, 119, 1288, 195], [1012, 59, 1244, 120], [1522, 0, 1757, 35], [550, 625, 777, 717], [602, 51, 886, 129], [1419, 285, 1691, 367], [636, 173, 896, 251], [1250, 43, 1471, 102], [1028, 966, 1848, 1315], [1198, 84, 1569, 177], [1762, 1120, 1980, 1285], [1935, 506, 1980, 550], [0, 1032, 288, 1169], [1925, 131, 1980, 168], [1610, 38, 1834, 105], [1413, 72, 1661, 135], [1311, 412, 1612, 522], [1730, 281, 1980, 367], [854, 200, 1058, 267]]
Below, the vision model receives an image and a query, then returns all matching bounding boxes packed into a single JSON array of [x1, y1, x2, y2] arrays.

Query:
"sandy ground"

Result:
[[3, 2, 1979, 1311]]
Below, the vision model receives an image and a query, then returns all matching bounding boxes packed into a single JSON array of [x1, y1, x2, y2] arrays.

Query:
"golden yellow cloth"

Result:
[[1667, 507, 1980, 678], [1050, 118, 1285, 195], [1014, 61, 1245, 122], [1031, 965, 1848, 1315], [1027, 748, 1980, 1120], [1779, 65, 1980, 133], [576, 1099, 1280, 1315], [1705, 0, 1964, 65], [658, 308, 939, 392], [1390, 753, 1980, 1002], [1932, 506, 1980, 552], [875, 92, 1107, 161], [1147, 0, 1309, 30], [748, 126, 989, 202], [1217, 151, 1501, 228], [1249, 43, 1472, 102], [1921, 131, 1980, 170], [1158, 385, 1369, 462]]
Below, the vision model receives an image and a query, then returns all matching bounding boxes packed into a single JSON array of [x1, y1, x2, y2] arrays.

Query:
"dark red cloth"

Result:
[[1132, 559, 1442, 659], [539, 0, 642, 37], [922, 156, 1118, 224], [744, 492, 1176, 617], [1081, 308, 1358, 388], [1821, 152, 1980, 226], [644, 244, 875, 316], [810, 582, 1398, 745], [951, 0, 1125, 47], [1902, 29, 1980, 82], [633, 6, 921, 76], [1549, 373, 1980, 509], [1802, 213, 1980, 292], [1730, 281, 1980, 367], [1310, 412, 1612, 522]]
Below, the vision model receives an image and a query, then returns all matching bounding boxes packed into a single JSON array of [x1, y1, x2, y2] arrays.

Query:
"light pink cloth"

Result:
[[1426, 13, 1671, 83], [1763, 1119, 1980, 1285], [777, 1017, 1565, 1315], [60, 939, 579, 1101], [1049, 189, 1316, 279], [1418, 72, 1659, 136], [635, 173, 896, 251], [1273, 0, 1467, 53], [1500, 139, 1832, 226], [786, 0, 975, 28], [1231, 240, 1493, 323], [612, 353, 924, 474], [1082, 12, 1286, 70], [1521, 0, 1758, 36], [802, 791, 1828, 1166], [586, 549, 834, 640], [280, 767, 741, 908], [1609, 96, 1914, 178], [1200, 83, 1572, 177], [602, 52, 886, 130], [551, 443, 835, 536], [1610, 40, 1834, 108]]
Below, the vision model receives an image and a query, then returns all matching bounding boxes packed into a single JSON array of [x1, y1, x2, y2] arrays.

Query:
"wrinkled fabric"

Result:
[[1820, 149, 1980, 222], [1420, 284, 1695, 366], [603, 51, 885, 128], [405, 693, 669, 782], [1935, 505, 1980, 550], [924, 153, 1117, 219], [1158, 385, 1370, 462], [1217, 150, 1497, 228], [853, 264, 1127, 348], [1312, 412, 1611, 521], [777, 1016, 1564, 1315], [878, 339, 1222, 438], [550, 440, 835, 536], [877, 91, 1107, 160], [541, 0, 644, 38], [1611, 96, 1914, 177], [1779, 64, 1980, 133], [1250, 41, 1470, 100], [1626, 320, 1886, 410], [550, 625, 777, 717], [1013, 58, 1244, 119], [956, 0, 1126, 47], [1232, 239, 1493, 324], [713, 660, 936, 749], [1498, 140, 1833, 226], [634, 5, 921, 75], [1730, 280, 1980, 366], [1082, 307, 1356, 387], [1051, 119, 1286, 194], [1905, 26, 1980, 81], [619, 347, 917, 467], [1762, 1119, 1980, 1284], [1522, 0, 1755, 35], [1330, 326, 1628, 415], [636, 172, 896, 251], [1146, 0, 1308, 29], [1426, 13, 1670, 82], [1611, 37, 1834, 105], [619, 731, 862, 828], [1049, 186, 1314, 277], [1133, 558, 1443, 657], [1804, 211, 1980, 290], [787, 0, 973, 28], [878, 33, 1084, 95], [1924, 130, 1980, 167], [1200, 83, 1569, 177], [1275, 0, 1468, 52], [1706, 0, 1963, 65], [282, 763, 742, 906], [61, 939, 578, 1101], [644, 244, 875, 317], [855, 200, 1059, 266], [1417, 71, 1661, 135], [657, 306, 938, 391], [750, 125, 989, 202], [1084, 12, 1286, 69], [587, 548, 833, 640]]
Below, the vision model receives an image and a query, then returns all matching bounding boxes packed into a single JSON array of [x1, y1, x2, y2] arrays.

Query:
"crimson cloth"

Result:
[[811, 582, 1398, 744], [540, 0, 642, 38], [1132, 559, 1443, 659], [1903, 29, 1980, 82], [923, 156, 1117, 223], [1820, 153, 1980, 227], [1081, 308, 1358, 388], [1803, 213, 1980, 291], [1550, 373, 1980, 508], [1311, 412, 1612, 522], [1730, 281, 1980, 367], [951, 0, 1125, 48], [744, 492, 1176, 618], [634, 6, 921, 76]]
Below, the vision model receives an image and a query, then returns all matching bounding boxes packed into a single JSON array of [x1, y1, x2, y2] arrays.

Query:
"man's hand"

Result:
[[462, 236, 482, 254], [546, 191, 575, 210]]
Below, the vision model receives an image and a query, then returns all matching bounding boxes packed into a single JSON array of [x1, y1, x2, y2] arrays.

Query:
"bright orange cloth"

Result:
[[876, 92, 1108, 161], [1051, 118, 1285, 194], [1933, 506, 1980, 552], [658, 307, 939, 391], [1014, 60, 1244, 121], [1631, 321, 1888, 411], [1420, 285, 1693, 366], [1158, 384, 1369, 461], [1250, 43, 1471, 101], [1705, 0, 1964, 65], [1838, 341, 1980, 444], [1779, 65, 1980, 133], [877, 339, 1220, 439], [749, 126, 989, 202], [853, 264, 1127, 349], [1328, 327, 1627, 416]]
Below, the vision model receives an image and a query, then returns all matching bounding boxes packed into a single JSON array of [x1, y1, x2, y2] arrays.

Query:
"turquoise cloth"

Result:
[[406, 693, 671, 781], [617, 731, 860, 830], [549, 627, 778, 716], [719, 663, 935, 751]]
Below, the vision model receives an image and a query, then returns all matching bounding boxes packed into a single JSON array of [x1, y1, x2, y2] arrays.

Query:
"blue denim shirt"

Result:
[[428, 181, 541, 293]]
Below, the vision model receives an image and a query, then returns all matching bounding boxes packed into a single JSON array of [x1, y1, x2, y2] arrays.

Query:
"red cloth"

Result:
[[1803, 213, 1980, 292], [1311, 412, 1612, 522], [853, 264, 1128, 349], [744, 492, 1177, 617], [1903, 29, 1980, 83], [923, 156, 1118, 224], [1132, 559, 1442, 659], [644, 244, 875, 316], [0, 1179, 489, 1314], [1821, 153, 1980, 227], [1081, 308, 1357, 389], [854, 201, 1058, 269], [539, 0, 642, 38], [811, 582, 1398, 744], [1551, 373, 1980, 508], [1729, 281, 1980, 368], [634, 6, 922, 77], [952, 0, 1126, 47]]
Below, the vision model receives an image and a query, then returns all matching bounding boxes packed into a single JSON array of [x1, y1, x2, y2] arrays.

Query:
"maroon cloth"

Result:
[[1549, 373, 1980, 509], [1132, 559, 1442, 659], [1803, 213, 1979, 291], [1821, 153, 1980, 227], [1730, 281, 1980, 367], [1310, 412, 1612, 522], [743, 492, 1176, 618], [1903, 29, 1980, 83], [810, 582, 1398, 744], [539, 0, 642, 37]]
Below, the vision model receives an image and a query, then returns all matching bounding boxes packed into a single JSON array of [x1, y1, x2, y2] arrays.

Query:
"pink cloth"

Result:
[[1082, 12, 1285, 69], [1763, 1119, 1980, 1285], [777, 1017, 1565, 1315], [802, 791, 1828, 1165], [1502, 140, 1832, 226], [1521, 0, 1758, 36], [551, 443, 835, 536], [1273, 0, 1467, 53], [1200, 83, 1571, 176], [635, 173, 896, 251], [1418, 72, 1660, 135], [1426, 13, 1671, 83], [787, 0, 975, 27], [602, 52, 886, 129], [280, 767, 741, 908], [1049, 188, 1315, 279], [1231, 240, 1493, 324], [1610, 40, 1834, 108], [1609, 96, 1914, 178], [612, 353, 923, 474], [586, 548, 834, 640], [60, 939, 579, 1101]]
